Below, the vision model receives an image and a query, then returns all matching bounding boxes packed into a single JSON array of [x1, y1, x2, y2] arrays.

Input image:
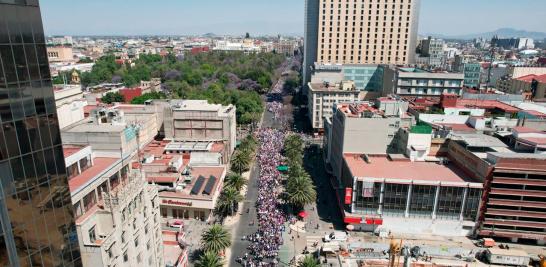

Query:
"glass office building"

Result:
[[0, 0, 82, 266], [342, 65, 384, 92]]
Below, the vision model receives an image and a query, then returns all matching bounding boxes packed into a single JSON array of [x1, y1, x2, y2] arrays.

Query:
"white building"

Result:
[[65, 145, 164, 267], [54, 84, 86, 129], [517, 38, 535, 50], [307, 81, 360, 132]]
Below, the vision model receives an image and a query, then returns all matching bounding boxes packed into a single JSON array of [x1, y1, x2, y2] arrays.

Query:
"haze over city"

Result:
[[41, 0, 546, 36]]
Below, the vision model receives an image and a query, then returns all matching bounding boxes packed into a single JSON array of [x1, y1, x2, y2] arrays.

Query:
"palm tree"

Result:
[[215, 186, 243, 216], [231, 151, 250, 175], [195, 251, 224, 267], [224, 173, 247, 191], [286, 174, 316, 211], [201, 224, 232, 254], [298, 255, 320, 267]]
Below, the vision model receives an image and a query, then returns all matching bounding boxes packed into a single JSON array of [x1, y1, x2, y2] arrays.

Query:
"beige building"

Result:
[[64, 145, 164, 267], [307, 81, 360, 131], [163, 100, 237, 155], [47, 46, 74, 63], [304, 0, 421, 85], [323, 98, 413, 181], [54, 84, 86, 129]]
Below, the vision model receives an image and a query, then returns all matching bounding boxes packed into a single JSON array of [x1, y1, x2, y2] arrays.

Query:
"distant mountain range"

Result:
[[424, 28, 546, 40]]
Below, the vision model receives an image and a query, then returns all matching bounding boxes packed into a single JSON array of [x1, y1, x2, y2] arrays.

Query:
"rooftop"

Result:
[[69, 157, 119, 193], [455, 99, 520, 113], [336, 102, 383, 118], [344, 154, 477, 185], [452, 133, 508, 148], [63, 144, 87, 158], [169, 99, 234, 114], [308, 82, 358, 92], [159, 166, 226, 200]]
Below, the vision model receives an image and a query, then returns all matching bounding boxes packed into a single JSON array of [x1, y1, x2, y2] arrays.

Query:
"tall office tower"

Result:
[[303, 0, 421, 86], [0, 0, 82, 266]]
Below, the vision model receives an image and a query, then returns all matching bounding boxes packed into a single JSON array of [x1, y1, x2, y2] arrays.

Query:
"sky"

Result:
[[40, 0, 546, 36]]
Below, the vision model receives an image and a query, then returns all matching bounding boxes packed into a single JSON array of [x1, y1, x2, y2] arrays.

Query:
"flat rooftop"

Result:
[[455, 99, 520, 113], [344, 154, 478, 186], [69, 157, 119, 193], [336, 102, 384, 118], [63, 144, 88, 158], [308, 82, 358, 92], [159, 166, 226, 200]]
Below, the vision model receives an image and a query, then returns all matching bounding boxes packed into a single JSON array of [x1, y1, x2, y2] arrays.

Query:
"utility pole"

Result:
[[486, 44, 496, 92]]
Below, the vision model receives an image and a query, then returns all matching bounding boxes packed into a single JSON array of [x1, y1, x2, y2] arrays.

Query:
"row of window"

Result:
[[322, 2, 412, 11]]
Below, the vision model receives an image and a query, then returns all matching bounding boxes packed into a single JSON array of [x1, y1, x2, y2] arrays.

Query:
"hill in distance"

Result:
[[424, 28, 546, 40]]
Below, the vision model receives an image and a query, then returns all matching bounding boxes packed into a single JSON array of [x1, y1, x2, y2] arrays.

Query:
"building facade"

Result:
[[65, 145, 164, 266], [462, 63, 482, 89], [47, 46, 74, 63], [307, 81, 360, 131], [390, 67, 464, 96], [419, 36, 444, 67], [0, 0, 82, 266], [341, 154, 483, 236], [163, 100, 236, 156], [324, 99, 413, 180], [303, 0, 421, 85]]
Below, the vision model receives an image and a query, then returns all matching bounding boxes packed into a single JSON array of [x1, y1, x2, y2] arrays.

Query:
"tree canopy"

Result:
[[80, 51, 285, 124], [101, 92, 124, 104]]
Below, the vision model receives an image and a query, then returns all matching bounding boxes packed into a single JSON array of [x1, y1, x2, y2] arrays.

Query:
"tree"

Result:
[[298, 255, 320, 267], [201, 224, 231, 254], [131, 91, 166, 104], [195, 251, 224, 267], [286, 174, 316, 211], [215, 186, 243, 216], [224, 173, 247, 191], [101, 92, 125, 104], [230, 151, 250, 175]]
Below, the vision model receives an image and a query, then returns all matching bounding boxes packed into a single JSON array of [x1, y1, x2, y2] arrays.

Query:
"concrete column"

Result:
[[405, 184, 413, 218], [432, 184, 441, 219], [459, 187, 469, 221], [378, 181, 385, 215], [351, 178, 357, 214], [77, 161, 82, 175]]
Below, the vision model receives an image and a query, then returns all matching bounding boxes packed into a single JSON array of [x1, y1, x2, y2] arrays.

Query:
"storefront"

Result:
[[159, 196, 216, 222]]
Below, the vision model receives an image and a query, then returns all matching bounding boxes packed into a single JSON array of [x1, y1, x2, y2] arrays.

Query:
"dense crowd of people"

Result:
[[237, 128, 286, 266], [236, 64, 291, 267]]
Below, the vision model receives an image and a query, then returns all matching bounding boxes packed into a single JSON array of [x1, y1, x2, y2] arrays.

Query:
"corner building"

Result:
[[0, 0, 82, 266], [304, 0, 421, 85]]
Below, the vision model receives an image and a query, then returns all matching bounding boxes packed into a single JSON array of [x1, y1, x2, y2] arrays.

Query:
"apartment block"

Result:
[[390, 67, 464, 96], [304, 0, 421, 85], [307, 81, 360, 131], [65, 145, 164, 266]]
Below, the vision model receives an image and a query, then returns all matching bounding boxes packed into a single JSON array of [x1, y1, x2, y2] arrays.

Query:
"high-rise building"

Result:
[[0, 0, 82, 266], [303, 0, 421, 86]]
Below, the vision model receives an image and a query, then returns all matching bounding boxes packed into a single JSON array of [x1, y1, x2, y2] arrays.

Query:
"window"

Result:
[[123, 250, 128, 262], [134, 237, 139, 247], [88, 226, 97, 243], [121, 231, 126, 243], [147, 240, 151, 250], [107, 243, 115, 258]]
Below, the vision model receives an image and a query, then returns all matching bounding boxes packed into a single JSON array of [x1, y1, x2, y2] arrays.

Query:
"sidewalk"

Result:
[[223, 168, 252, 264]]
